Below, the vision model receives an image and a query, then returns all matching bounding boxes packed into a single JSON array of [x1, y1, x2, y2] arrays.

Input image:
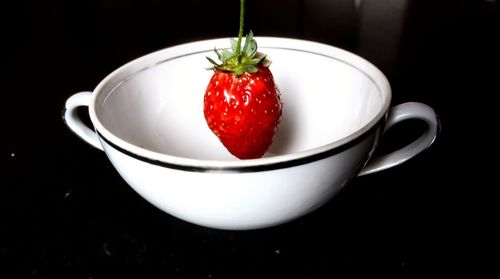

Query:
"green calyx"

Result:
[[206, 0, 269, 77], [207, 31, 270, 77]]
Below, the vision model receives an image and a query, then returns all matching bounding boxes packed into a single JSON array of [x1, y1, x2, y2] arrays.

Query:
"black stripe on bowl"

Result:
[[96, 118, 383, 173]]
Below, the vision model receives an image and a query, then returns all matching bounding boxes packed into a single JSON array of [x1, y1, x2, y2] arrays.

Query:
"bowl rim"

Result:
[[89, 37, 391, 172]]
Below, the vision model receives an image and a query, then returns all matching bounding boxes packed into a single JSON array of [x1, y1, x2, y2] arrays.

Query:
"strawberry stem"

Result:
[[235, 0, 245, 57], [206, 0, 269, 77]]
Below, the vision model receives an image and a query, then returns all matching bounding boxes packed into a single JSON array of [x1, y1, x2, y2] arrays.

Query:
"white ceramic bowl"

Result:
[[64, 37, 438, 230]]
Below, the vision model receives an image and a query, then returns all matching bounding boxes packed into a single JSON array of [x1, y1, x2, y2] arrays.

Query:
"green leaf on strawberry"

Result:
[[207, 31, 270, 77]]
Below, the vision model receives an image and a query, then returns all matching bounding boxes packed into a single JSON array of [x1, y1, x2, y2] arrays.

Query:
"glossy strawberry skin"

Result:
[[204, 66, 282, 159]]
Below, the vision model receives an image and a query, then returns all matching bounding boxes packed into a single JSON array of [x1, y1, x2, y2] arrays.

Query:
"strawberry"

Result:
[[204, 0, 282, 159], [204, 63, 282, 159]]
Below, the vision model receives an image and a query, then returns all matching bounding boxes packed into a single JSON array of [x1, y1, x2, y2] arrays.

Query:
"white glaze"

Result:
[[63, 37, 438, 229]]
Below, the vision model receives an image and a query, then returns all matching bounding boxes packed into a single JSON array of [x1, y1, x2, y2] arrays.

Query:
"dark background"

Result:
[[2, 0, 497, 278]]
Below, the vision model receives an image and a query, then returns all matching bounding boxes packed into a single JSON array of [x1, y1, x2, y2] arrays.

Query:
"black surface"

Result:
[[2, 0, 496, 278]]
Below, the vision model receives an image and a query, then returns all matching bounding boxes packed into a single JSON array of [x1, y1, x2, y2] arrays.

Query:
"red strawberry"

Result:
[[203, 0, 282, 159], [204, 64, 282, 159]]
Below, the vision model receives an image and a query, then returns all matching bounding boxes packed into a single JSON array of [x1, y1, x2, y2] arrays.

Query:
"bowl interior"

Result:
[[95, 43, 385, 161]]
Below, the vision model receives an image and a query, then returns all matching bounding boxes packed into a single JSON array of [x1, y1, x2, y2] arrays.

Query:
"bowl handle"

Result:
[[358, 102, 439, 176], [63, 91, 104, 151]]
